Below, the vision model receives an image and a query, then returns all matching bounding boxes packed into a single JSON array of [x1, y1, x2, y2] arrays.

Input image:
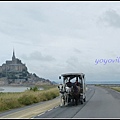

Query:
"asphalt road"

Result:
[[34, 85, 120, 118], [1, 85, 120, 118]]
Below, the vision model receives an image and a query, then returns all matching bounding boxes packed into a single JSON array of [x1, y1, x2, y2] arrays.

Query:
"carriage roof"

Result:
[[61, 73, 85, 77]]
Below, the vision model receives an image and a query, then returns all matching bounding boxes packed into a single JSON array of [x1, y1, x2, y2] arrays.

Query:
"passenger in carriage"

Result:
[[74, 77, 81, 86], [66, 79, 72, 87]]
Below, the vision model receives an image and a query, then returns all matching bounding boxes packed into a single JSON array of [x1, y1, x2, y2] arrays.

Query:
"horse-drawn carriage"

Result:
[[58, 73, 86, 106]]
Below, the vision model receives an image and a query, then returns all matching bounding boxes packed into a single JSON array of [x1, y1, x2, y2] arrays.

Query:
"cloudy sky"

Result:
[[0, 1, 120, 83]]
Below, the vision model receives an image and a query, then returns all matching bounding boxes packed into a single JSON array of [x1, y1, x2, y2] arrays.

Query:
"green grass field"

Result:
[[0, 85, 59, 112]]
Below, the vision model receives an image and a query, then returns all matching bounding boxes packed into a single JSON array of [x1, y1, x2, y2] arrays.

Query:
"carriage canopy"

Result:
[[59, 73, 85, 84]]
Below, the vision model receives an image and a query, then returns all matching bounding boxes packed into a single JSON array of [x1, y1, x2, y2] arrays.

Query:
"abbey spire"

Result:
[[12, 49, 16, 63]]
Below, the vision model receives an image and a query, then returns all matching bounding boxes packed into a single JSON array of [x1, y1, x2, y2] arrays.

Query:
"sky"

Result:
[[0, 1, 120, 83]]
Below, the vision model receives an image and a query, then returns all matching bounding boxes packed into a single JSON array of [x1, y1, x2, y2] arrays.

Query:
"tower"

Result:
[[12, 49, 16, 63]]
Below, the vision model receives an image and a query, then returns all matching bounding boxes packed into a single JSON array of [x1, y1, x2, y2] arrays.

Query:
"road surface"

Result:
[[34, 85, 120, 118], [1, 85, 120, 118]]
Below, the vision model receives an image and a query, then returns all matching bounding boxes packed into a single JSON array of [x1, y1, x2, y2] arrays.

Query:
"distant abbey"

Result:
[[0, 50, 27, 73], [0, 50, 52, 85]]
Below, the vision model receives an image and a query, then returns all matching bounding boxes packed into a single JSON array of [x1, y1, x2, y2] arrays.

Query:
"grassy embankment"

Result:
[[95, 84, 120, 92], [0, 84, 59, 112], [107, 86, 120, 92]]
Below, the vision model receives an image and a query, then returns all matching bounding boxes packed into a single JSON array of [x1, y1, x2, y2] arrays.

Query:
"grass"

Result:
[[95, 84, 120, 92], [0, 85, 59, 112], [109, 86, 120, 92]]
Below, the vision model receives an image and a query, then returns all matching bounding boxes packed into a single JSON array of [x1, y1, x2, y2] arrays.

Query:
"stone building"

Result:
[[0, 50, 27, 74], [0, 50, 53, 85]]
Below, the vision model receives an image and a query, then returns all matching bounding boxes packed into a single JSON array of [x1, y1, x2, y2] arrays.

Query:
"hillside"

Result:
[[0, 72, 53, 86]]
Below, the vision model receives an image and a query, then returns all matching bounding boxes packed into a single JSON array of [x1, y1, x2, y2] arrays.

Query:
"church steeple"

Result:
[[12, 49, 15, 61]]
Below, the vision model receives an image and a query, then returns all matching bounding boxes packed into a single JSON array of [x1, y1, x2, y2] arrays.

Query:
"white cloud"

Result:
[[22, 51, 55, 61], [99, 9, 120, 28]]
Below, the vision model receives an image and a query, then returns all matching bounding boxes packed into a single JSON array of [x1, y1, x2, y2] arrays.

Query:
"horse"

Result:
[[58, 84, 67, 106], [70, 83, 81, 105], [65, 86, 72, 104]]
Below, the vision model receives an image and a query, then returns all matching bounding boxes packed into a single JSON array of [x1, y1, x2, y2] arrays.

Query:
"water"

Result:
[[0, 86, 44, 92]]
